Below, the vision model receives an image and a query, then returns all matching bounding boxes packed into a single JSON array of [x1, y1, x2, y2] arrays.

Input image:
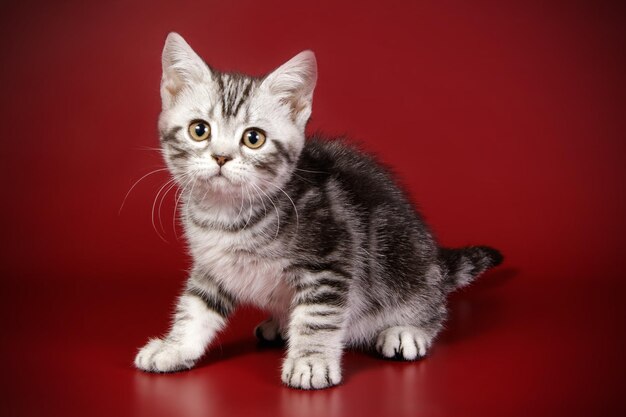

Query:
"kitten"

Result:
[[134, 32, 503, 390]]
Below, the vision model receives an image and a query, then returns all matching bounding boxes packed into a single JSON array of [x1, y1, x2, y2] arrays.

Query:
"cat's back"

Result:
[[293, 136, 438, 305], [296, 136, 420, 216]]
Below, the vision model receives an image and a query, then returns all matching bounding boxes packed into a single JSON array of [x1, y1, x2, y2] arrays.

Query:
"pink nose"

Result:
[[212, 154, 231, 166]]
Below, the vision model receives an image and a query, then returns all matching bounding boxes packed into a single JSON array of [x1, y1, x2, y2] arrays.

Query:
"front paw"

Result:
[[134, 338, 200, 373], [281, 355, 342, 389]]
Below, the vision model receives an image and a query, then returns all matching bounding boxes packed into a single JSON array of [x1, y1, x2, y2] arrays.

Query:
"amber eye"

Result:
[[188, 121, 211, 141], [242, 128, 266, 149]]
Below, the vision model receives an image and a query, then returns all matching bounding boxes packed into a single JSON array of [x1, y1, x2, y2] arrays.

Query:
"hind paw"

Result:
[[254, 317, 284, 344], [376, 326, 432, 360]]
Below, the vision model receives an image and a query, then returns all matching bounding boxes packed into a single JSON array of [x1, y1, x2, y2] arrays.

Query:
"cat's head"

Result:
[[157, 33, 317, 202]]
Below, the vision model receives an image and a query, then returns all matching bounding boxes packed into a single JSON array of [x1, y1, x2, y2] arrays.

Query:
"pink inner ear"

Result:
[[163, 77, 183, 99], [280, 94, 309, 123]]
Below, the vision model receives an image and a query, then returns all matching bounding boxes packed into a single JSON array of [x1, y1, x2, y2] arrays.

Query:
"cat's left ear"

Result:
[[261, 51, 317, 127]]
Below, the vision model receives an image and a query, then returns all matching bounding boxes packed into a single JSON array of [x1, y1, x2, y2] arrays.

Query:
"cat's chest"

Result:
[[187, 228, 293, 309]]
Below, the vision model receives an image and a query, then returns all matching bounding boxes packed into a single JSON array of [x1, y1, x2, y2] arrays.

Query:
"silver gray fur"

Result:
[[134, 33, 502, 390]]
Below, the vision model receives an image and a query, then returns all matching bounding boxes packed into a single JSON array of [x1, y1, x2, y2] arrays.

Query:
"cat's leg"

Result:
[[281, 271, 348, 390], [254, 317, 285, 343], [134, 272, 236, 372], [375, 326, 436, 360], [373, 281, 446, 361]]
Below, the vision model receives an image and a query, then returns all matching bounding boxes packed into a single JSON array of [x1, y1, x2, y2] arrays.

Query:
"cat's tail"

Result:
[[438, 246, 503, 291]]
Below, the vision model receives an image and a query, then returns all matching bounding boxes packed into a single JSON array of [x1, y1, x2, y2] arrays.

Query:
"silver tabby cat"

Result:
[[134, 32, 503, 389]]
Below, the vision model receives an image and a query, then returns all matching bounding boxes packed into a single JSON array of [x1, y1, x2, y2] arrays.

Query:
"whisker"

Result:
[[199, 178, 212, 203], [255, 176, 299, 233], [294, 168, 328, 174], [181, 176, 198, 228], [134, 146, 164, 152], [253, 181, 280, 238], [119, 167, 170, 214], [291, 172, 314, 184], [249, 182, 267, 219], [242, 184, 255, 231], [151, 178, 176, 242], [187, 175, 199, 208], [158, 179, 180, 235], [248, 182, 276, 240], [173, 175, 194, 239], [235, 184, 246, 223]]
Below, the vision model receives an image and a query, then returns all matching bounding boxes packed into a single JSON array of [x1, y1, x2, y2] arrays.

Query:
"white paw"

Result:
[[254, 318, 283, 343], [376, 326, 432, 360], [134, 338, 201, 373], [281, 355, 341, 389]]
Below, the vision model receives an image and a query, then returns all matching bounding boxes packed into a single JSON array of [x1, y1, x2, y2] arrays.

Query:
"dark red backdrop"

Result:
[[1, 1, 624, 416]]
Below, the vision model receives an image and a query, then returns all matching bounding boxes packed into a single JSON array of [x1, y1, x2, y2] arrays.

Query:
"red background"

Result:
[[1, 1, 625, 416]]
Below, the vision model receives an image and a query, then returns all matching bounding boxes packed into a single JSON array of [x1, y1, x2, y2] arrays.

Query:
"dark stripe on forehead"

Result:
[[243, 104, 251, 124], [219, 73, 256, 118], [215, 73, 225, 97], [232, 80, 253, 117]]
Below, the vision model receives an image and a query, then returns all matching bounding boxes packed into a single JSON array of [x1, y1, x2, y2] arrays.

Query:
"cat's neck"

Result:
[[183, 182, 278, 231]]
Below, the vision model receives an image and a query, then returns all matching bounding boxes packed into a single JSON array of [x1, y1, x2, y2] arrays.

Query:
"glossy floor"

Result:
[[1, 0, 624, 416], [2, 269, 624, 417]]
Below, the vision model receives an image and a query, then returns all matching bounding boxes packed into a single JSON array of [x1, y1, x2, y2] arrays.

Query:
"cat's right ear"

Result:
[[161, 32, 212, 109]]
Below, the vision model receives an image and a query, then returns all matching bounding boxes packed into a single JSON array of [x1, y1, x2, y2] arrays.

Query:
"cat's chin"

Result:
[[209, 174, 232, 187], [190, 174, 245, 202], [191, 171, 234, 188]]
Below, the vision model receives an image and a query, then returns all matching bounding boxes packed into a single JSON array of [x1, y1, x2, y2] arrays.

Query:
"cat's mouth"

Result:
[[205, 171, 238, 189], [192, 168, 233, 184], [189, 168, 245, 193], [212, 174, 231, 184]]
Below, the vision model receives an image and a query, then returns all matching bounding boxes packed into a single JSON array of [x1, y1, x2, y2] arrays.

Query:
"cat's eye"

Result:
[[188, 121, 211, 141], [242, 128, 266, 149]]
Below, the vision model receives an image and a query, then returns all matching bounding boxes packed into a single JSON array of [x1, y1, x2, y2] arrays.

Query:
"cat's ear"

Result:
[[160, 32, 212, 109], [261, 51, 317, 126]]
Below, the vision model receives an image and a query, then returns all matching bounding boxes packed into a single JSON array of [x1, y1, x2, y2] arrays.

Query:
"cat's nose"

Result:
[[211, 154, 232, 167]]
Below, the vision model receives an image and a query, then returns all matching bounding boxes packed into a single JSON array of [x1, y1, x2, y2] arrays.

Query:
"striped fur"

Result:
[[134, 33, 503, 389]]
